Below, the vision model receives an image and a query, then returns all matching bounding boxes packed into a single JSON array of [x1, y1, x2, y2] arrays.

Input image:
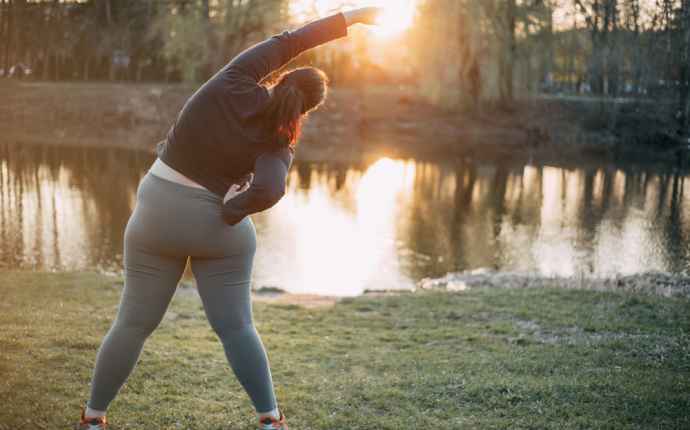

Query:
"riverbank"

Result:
[[1, 271, 688, 429], [2, 81, 687, 168], [418, 269, 690, 299]]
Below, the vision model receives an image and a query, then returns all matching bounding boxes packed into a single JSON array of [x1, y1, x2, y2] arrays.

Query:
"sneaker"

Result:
[[76, 407, 107, 430], [258, 412, 288, 430]]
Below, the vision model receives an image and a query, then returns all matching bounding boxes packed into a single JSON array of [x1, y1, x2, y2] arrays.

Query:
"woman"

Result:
[[76, 7, 380, 430]]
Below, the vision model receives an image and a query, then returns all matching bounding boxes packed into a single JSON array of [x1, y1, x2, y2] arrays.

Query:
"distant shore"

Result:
[[2, 81, 688, 169]]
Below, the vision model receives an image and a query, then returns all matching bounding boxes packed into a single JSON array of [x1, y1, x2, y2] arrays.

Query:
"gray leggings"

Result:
[[87, 172, 276, 413]]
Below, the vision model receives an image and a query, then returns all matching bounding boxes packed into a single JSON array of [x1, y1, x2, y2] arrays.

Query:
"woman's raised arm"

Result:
[[223, 8, 382, 85], [223, 13, 347, 85], [342, 7, 381, 27]]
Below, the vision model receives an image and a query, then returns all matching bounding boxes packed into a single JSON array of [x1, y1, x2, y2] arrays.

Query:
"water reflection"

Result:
[[1, 142, 689, 296], [253, 158, 417, 295], [0, 143, 148, 271]]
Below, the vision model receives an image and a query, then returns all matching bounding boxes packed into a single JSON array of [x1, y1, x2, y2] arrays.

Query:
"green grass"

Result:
[[1, 271, 689, 429]]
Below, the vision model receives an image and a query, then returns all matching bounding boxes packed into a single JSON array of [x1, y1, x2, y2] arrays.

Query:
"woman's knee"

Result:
[[210, 313, 254, 340], [112, 312, 162, 339]]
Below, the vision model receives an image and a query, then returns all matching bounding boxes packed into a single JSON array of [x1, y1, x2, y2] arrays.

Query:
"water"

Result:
[[1, 141, 689, 296]]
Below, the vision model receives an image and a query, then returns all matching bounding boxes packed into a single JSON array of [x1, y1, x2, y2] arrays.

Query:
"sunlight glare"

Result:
[[291, 0, 416, 38], [371, 0, 416, 38]]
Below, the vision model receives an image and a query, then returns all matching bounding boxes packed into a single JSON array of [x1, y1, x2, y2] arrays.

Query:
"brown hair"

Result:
[[262, 67, 329, 148]]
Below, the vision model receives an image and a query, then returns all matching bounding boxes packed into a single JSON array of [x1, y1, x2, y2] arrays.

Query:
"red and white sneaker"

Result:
[[258, 412, 288, 430], [76, 407, 107, 430]]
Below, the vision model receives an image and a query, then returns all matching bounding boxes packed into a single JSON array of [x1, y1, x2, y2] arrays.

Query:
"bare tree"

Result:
[[679, 0, 690, 133]]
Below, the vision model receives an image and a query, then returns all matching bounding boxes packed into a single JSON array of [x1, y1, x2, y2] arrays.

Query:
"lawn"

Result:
[[0, 271, 689, 429]]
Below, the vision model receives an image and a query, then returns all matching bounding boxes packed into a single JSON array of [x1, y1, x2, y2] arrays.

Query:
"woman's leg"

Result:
[[87, 249, 187, 411], [191, 243, 277, 414]]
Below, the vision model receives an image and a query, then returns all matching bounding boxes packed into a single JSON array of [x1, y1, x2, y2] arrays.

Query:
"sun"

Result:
[[371, 0, 416, 38], [291, 0, 417, 38]]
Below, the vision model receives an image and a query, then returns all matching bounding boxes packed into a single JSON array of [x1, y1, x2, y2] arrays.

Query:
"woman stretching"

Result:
[[76, 8, 380, 430]]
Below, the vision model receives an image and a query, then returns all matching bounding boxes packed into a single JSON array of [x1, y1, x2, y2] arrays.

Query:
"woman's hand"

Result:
[[223, 173, 254, 204], [342, 7, 383, 27]]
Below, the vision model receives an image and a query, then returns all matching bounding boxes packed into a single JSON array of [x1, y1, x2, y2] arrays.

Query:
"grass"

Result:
[[1, 271, 689, 429]]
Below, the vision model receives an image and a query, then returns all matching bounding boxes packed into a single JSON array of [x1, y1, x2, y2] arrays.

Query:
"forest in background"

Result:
[[0, 0, 688, 145]]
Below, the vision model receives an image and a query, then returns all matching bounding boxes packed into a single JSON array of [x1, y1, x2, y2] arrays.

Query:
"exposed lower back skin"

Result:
[[149, 158, 207, 190]]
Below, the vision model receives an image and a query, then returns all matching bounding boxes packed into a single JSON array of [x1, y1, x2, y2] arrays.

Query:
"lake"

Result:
[[1, 141, 688, 296]]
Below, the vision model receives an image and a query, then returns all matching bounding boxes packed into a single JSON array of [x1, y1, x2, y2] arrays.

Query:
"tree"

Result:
[[414, 0, 556, 110], [678, 0, 689, 133]]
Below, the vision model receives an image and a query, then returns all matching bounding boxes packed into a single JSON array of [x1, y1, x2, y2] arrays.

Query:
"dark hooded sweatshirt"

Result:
[[156, 13, 348, 225]]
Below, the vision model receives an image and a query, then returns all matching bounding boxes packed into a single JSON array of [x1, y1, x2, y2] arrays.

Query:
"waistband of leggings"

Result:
[[143, 171, 223, 203]]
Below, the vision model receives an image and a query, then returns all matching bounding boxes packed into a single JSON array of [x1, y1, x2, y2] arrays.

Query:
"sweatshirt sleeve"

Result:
[[221, 147, 294, 226], [223, 13, 348, 85]]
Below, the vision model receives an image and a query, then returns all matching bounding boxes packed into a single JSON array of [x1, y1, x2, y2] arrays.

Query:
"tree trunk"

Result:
[[4, 0, 13, 73], [200, 0, 212, 80], [500, 0, 516, 106], [543, 3, 555, 91], [679, 0, 690, 135], [455, 0, 481, 112], [0, 0, 5, 71], [11, 0, 24, 69], [590, 41, 602, 94], [629, 0, 642, 93], [105, 0, 112, 25], [583, 0, 607, 95], [606, 0, 620, 96]]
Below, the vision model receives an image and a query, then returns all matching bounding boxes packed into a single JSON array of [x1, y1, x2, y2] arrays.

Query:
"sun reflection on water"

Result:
[[254, 157, 416, 296]]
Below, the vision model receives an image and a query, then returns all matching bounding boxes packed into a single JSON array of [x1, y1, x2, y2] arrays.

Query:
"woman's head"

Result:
[[263, 67, 329, 148]]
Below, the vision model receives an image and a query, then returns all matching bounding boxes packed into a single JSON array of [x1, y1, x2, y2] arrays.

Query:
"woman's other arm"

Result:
[[221, 147, 294, 226]]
